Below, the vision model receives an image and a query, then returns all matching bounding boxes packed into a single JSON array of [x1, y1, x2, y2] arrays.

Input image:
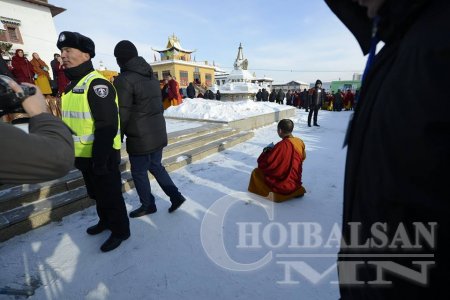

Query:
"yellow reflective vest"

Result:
[[62, 70, 121, 158]]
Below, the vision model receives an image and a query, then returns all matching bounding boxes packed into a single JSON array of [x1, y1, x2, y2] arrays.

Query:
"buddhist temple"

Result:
[[150, 34, 215, 92]]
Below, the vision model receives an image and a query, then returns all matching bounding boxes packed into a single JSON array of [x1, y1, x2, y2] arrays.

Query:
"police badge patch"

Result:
[[59, 33, 65, 42], [93, 85, 109, 98]]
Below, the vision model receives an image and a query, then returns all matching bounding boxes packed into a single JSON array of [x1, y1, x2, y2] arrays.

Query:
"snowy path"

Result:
[[0, 110, 351, 300]]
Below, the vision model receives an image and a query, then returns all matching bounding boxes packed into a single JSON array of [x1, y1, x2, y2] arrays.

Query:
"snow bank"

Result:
[[164, 98, 292, 122]]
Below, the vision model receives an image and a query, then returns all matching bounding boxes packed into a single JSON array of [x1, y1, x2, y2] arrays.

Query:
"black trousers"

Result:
[[308, 104, 320, 125], [76, 152, 130, 238]]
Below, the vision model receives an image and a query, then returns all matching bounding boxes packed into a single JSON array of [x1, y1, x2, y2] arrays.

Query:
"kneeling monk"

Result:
[[248, 119, 306, 202]]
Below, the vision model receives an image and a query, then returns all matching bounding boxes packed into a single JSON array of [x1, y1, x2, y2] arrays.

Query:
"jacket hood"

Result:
[[120, 56, 153, 78], [324, 0, 429, 55]]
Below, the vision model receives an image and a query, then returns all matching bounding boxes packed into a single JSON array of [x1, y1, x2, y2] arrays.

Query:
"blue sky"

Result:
[[50, 0, 367, 84]]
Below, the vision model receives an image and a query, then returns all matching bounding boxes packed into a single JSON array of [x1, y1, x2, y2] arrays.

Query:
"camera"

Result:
[[0, 75, 36, 116]]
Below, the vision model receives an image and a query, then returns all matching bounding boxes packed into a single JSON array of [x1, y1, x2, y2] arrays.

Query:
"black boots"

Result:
[[169, 196, 186, 213], [314, 123, 320, 127], [86, 223, 108, 235], [129, 205, 157, 218], [100, 233, 130, 252]]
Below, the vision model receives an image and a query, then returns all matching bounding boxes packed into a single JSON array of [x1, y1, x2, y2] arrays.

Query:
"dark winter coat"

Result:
[[256, 90, 262, 101], [333, 90, 344, 111], [114, 56, 167, 155], [285, 91, 292, 105], [308, 87, 324, 107], [207, 90, 215, 100], [325, 0, 450, 299], [215, 90, 221, 100], [276, 89, 285, 104], [269, 90, 276, 102], [186, 82, 196, 98], [262, 89, 269, 101]]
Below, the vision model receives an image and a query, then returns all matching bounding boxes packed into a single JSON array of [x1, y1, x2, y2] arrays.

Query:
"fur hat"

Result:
[[56, 31, 95, 58]]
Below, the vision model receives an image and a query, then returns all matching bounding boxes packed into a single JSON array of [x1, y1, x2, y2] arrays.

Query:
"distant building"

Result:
[[352, 73, 362, 81], [150, 34, 215, 89], [253, 75, 273, 91], [330, 80, 361, 93], [0, 0, 65, 76], [273, 80, 309, 92]]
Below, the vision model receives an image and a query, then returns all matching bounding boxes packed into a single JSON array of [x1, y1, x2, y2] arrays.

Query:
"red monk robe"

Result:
[[248, 135, 306, 202]]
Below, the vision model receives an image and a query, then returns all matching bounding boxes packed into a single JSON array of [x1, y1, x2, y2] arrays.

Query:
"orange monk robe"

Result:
[[248, 135, 306, 202]]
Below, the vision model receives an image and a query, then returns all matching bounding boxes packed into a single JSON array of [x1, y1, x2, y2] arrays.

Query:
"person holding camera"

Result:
[[0, 78, 74, 184], [57, 31, 130, 252]]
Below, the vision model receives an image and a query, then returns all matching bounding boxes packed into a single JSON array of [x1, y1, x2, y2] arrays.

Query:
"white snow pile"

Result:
[[164, 98, 292, 121]]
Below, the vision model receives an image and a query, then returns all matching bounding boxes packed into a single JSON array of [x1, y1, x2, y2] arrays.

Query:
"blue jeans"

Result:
[[129, 149, 182, 208]]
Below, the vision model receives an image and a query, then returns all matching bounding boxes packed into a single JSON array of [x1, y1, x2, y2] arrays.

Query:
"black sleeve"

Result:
[[87, 78, 118, 166], [113, 75, 133, 140]]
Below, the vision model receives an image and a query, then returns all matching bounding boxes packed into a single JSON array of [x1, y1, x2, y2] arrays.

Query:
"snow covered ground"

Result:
[[164, 98, 292, 121], [0, 105, 351, 300]]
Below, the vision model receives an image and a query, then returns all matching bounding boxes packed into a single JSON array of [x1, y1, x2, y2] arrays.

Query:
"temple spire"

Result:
[[233, 43, 248, 70]]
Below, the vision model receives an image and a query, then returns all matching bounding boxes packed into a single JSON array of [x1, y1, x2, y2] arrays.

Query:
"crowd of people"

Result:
[[255, 86, 357, 112], [1, 49, 68, 121]]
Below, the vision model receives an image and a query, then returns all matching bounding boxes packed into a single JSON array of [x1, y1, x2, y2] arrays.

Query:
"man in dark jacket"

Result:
[[58, 31, 130, 252], [300, 88, 308, 111], [186, 82, 196, 98], [256, 89, 262, 101], [269, 89, 276, 102], [261, 88, 269, 102], [276, 89, 285, 105], [325, 0, 450, 299], [307, 80, 324, 127], [113, 40, 186, 218]]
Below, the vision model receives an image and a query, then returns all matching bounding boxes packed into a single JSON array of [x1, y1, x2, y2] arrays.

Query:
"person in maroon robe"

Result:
[[11, 49, 35, 84], [248, 119, 306, 202], [166, 74, 182, 106]]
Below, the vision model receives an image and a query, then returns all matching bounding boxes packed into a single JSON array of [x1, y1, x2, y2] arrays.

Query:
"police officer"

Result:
[[57, 31, 130, 252]]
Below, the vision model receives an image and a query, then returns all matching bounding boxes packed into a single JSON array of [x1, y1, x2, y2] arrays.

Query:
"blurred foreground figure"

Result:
[[0, 78, 73, 184], [325, 0, 450, 299]]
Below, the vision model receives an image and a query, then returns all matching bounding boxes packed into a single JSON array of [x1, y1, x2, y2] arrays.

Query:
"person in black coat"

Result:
[[333, 89, 344, 111], [261, 88, 269, 102], [114, 40, 186, 218], [286, 90, 292, 106], [325, 0, 450, 299], [215, 90, 221, 100], [186, 82, 196, 98], [269, 89, 276, 102], [207, 89, 215, 100], [256, 89, 262, 101], [276, 89, 285, 104], [300, 88, 308, 111], [307, 80, 324, 126]]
